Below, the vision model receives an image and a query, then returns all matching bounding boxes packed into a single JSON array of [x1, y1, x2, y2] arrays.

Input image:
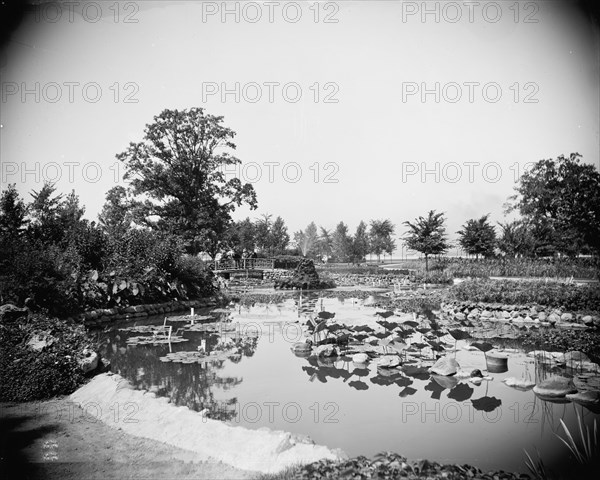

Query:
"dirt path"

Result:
[[0, 398, 254, 480]]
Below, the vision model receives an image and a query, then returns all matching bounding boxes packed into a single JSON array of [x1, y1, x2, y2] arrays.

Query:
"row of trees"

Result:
[[404, 154, 600, 273], [73, 109, 600, 264], [292, 219, 395, 263]]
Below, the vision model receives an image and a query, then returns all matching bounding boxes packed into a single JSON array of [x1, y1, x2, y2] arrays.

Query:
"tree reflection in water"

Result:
[[99, 326, 258, 421]]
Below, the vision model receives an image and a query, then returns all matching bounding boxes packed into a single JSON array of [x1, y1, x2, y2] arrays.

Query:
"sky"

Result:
[[1, 0, 599, 254]]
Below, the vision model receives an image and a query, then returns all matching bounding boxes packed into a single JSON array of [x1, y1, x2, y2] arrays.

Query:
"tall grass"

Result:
[[524, 410, 599, 479]]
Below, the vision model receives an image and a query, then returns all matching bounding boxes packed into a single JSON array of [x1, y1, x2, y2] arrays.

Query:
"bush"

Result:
[[412, 270, 453, 285], [449, 279, 600, 312], [432, 257, 599, 280], [273, 255, 305, 270], [173, 255, 217, 298], [0, 314, 94, 401]]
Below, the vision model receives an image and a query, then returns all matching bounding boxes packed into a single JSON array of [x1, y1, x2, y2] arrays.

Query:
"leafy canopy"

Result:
[[457, 214, 497, 258], [507, 153, 600, 256], [403, 210, 450, 268], [117, 108, 257, 255]]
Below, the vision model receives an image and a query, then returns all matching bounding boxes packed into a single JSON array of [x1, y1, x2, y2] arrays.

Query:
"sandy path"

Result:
[[0, 398, 254, 480]]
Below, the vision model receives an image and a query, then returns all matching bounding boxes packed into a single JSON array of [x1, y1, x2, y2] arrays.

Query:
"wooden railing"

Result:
[[212, 257, 275, 271]]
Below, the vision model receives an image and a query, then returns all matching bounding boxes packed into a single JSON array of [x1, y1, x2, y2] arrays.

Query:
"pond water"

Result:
[[97, 294, 599, 475]]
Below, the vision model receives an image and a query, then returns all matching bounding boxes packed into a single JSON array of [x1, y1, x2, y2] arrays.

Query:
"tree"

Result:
[[0, 184, 28, 237], [270, 216, 289, 255], [331, 222, 351, 262], [351, 220, 369, 263], [403, 210, 451, 276], [254, 214, 273, 253], [294, 222, 319, 257], [226, 217, 256, 253], [116, 108, 258, 256], [507, 153, 600, 256], [27, 182, 70, 244], [315, 227, 333, 261], [497, 220, 530, 258], [369, 219, 395, 262], [98, 186, 132, 236], [457, 214, 497, 259]]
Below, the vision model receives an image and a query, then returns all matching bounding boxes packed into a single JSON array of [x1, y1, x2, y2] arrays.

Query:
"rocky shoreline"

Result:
[[68, 297, 223, 328]]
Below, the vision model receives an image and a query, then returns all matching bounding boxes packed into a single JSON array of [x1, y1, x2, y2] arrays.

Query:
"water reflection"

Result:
[[99, 316, 258, 420], [96, 296, 600, 474]]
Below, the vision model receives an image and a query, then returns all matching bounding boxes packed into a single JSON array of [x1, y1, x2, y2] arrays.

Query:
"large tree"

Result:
[[314, 227, 332, 261], [507, 153, 600, 256], [351, 220, 369, 263], [254, 213, 273, 253], [403, 210, 450, 275], [294, 222, 319, 257], [369, 219, 395, 262], [225, 217, 256, 253], [98, 186, 132, 236], [270, 216, 290, 255], [117, 108, 257, 257], [331, 222, 352, 262], [457, 214, 497, 259], [0, 184, 28, 237]]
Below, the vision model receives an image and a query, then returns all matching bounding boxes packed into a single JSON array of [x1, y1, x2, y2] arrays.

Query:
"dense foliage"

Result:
[[263, 452, 528, 480], [116, 108, 257, 256], [432, 256, 599, 280], [449, 279, 600, 312], [0, 184, 216, 317], [0, 314, 94, 401], [507, 153, 600, 257], [403, 210, 451, 273], [457, 214, 496, 258]]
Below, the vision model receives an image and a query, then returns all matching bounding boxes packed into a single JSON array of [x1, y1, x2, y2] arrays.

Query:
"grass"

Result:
[[524, 410, 599, 479], [253, 465, 302, 480]]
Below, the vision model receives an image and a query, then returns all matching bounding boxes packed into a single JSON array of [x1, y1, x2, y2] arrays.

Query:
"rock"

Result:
[[79, 349, 99, 374], [564, 351, 591, 363], [480, 310, 492, 319], [548, 313, 560, 324], [429, 356, 459, 376], [503, 377, 536, 390], [566, 390, 600, 406], [27, 332, 56, 351], [293, 342, 312, 353], [533, 375, 577, 398], [352, 353, 369, 364], [315, 345, 337, 357], [377, 356, 400, 368], [0, 304, 28, 324], [470, 369, 483, 378], [561, 313, 573, 322], [274, 259, 334, 290], [583, 315, 594, 326], [537, 312, 547, 321], [469, 377, 483, 385]]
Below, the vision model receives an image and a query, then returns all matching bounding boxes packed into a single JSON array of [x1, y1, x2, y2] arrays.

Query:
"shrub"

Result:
[[0, 314, 94, 401], [273, 255, 305, 269], [449, 279, 600, 312]]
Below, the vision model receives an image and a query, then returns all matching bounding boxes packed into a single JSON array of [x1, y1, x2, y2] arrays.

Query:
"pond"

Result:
[[96, 294, 600, 475]]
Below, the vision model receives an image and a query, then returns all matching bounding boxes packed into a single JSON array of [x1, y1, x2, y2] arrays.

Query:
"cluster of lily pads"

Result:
[[292, 309, 473, 364], [126, 335, 188, 346], [158, 348, 241, 364]]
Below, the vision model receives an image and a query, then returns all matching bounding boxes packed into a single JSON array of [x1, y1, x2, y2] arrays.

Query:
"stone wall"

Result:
[[70, 298, 220, 328]]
